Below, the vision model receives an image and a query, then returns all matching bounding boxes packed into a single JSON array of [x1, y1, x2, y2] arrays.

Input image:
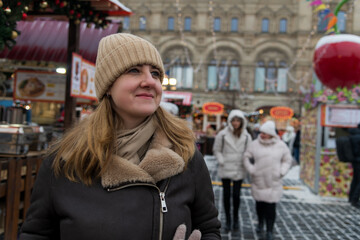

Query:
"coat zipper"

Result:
[[107, 179, 171, 240]]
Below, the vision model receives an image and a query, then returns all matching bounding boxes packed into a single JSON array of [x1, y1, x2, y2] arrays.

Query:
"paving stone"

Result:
[[204, 155, 360, 240]]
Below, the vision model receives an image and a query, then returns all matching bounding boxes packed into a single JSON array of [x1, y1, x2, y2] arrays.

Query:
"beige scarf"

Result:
[[115, 115, 157, 164]]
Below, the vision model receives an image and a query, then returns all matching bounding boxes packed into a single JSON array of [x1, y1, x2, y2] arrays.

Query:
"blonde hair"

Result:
[[51, 98, 195, 185]]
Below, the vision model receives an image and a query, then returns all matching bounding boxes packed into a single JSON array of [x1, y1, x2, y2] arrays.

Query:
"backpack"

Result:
[[335, 136, 354, 163]]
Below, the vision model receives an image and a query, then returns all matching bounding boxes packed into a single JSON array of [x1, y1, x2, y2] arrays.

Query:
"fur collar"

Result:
[[101, 129, 185, 189]]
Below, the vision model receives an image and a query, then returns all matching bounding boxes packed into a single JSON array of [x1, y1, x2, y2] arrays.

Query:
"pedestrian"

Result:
[[348, 123, 360, 208], [281, 125, 296, 154], [292, 125, 301, 164], [19, 33, 221, 240], [243, 120, 292, 240], [212, 109, 252, 232]]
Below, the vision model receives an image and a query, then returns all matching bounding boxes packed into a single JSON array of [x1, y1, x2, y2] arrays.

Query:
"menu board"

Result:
[[14, 70, 66, 102], [321, 104, 360, 127], [71, 53, 97, 100]]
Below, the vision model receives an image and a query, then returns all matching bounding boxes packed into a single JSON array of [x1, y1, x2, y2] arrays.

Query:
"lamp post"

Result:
[[162, 76, 177, 91]]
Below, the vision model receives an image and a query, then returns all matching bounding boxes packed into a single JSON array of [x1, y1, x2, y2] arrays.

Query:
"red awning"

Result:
[[0, 19, 122, 64]]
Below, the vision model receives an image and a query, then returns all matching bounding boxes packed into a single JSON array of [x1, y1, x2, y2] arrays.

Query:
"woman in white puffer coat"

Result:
[[243, 120, 292, 240], [213, 109, 251, 232]]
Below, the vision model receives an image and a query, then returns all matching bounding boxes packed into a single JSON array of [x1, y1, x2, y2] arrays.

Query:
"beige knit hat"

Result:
[[94, 33, 165, 100]]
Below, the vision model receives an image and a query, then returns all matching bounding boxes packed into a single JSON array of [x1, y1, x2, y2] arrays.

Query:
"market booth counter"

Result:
[[300, 104, 357, 198], [0, 124, 48, 239]]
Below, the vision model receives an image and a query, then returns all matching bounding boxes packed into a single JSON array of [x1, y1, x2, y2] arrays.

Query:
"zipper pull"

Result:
[[159, 192, 168, 213]]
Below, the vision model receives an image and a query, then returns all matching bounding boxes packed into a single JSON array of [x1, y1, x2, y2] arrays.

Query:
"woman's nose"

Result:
[[140, 71, 156, 87]]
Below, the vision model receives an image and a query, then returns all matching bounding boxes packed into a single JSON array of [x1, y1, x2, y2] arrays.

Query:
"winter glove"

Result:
[[172, 224, 201, 240]]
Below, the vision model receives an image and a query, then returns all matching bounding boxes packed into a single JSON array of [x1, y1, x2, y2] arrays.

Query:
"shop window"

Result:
[[279, 18, 287, 33], [184, 17, 191, 31], [139, 16, 146, 30], [207, 59, 240, 91], [214, 17, 221, 32], [231, 17, 238, 32], [254, 60, 288, 93], [261, 18, 269, 33], [167, 17, 175, 31]]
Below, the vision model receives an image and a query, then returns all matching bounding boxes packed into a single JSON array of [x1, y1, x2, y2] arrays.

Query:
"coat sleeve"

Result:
[[280, 144, 293, 177], [212, 132, 224, 165], [189, 149, 221, 239], [19, 157, 60, 240]]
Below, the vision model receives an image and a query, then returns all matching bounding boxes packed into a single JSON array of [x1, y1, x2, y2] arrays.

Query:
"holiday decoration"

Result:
[[0, 0, 131, 51], [313, 34, 360, 90], [312, 0, 360, 91]]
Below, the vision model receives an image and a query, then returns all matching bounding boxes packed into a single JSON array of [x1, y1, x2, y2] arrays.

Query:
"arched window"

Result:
[[167, 17, 175, 31], [139, 16, 146, 30], [214, 17, 221, 32], [261, 18, 269, 33], [279, 18, 287, 33], [337, 11, 346, 32], [207, 59, 240, 91], [254, 60, 288, 93], [184, 17, 192, 31], [231, 18, 238, 32]]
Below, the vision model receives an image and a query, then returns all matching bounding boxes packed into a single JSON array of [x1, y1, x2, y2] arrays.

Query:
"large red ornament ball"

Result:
[[313, 34, 360, 90]]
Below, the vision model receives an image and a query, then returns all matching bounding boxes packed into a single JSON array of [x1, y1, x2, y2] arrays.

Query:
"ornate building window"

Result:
[[279, 18, 287, 33], [164, 48, 193, 89], [261, 18, 269, 33], [167, 17, 175, 31], [123, 16, 130, 30], [184, 17, 192, 31], [254, 58, 288, 93], [139, 16, 146, 30], [337, 11, 346, 32], [231, 17, 238, 32], [207, 50, 240, 91], [317, 9, 330, 32], [214, 17, 221, 32]]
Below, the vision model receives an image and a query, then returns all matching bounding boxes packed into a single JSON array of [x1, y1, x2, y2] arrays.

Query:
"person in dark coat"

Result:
[[348, 124, 360, 208], [19, 33, 221, 240]]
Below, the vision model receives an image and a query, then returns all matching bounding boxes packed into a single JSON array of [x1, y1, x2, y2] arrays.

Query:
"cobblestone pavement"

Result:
[[204, 156, 360, 240]]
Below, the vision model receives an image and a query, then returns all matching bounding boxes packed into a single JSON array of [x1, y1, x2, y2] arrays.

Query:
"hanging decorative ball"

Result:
[[55, 0, 60, 4], [22, 13, 27, 20], [76, 13, 81, 19], [24, 6, 29, 12], [0, 0, 3, 8], [4, 7, 11, 14], [17, 1, 21, 6], [98, 19, 103, 25], [74, 19, 81, 25], [86, 23, 92, 28], [40, 1, 48, 8], [60, 1, 68, 7], [89, 11, 93, 16], [313, 34, 360, 90], [11, 31, 18, 39], [69, 9, 74, 15]]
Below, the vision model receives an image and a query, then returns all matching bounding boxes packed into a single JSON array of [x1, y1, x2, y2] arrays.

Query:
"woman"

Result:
[[212, 109, 251, 232], [243, 121, 292, 240], [20, 33, 221, 240]]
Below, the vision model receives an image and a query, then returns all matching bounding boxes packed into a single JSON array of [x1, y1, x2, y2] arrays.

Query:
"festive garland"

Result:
[[0, 0, 114, 51], [303, 84, 360, 110]]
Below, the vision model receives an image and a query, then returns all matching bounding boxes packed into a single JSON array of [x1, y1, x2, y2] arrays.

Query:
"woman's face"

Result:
[[260, 132, 273, 140], [231, 118, 242, 130], [109, 64, 162, 129]]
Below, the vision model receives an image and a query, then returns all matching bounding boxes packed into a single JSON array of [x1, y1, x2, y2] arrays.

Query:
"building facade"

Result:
[[117, 0, 360, 116]]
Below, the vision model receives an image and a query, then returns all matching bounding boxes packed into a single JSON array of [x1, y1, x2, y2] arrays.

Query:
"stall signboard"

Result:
[[321, 104, 360, 128], [14, 70, 66, 102], [202, 102, 224, 115], [162, 91, 192, 106], [270, 106, 294, 120], [71, 53, 97, 101]]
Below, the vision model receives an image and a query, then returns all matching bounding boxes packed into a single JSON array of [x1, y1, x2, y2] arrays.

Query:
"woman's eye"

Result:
[[128, 68, 140, 73], [151, 71, 160, 78]]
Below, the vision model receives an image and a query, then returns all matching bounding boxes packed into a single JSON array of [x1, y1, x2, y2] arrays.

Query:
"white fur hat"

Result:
[[259, 121, 277, 137]]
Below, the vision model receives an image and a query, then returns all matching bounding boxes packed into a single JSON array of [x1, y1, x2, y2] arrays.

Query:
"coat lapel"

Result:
[[101, 129, 185, 188]]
